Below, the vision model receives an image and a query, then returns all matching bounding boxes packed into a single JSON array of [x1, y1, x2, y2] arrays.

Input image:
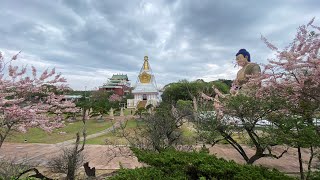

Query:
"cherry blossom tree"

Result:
[[252, 18, 320, 180], [0, 51, 78, 148], [108, 93, 122, 102], [197, 19, 320, 178]]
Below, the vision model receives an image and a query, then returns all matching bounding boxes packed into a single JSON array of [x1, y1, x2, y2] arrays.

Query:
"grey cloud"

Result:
[[0, 0, 319, 90]]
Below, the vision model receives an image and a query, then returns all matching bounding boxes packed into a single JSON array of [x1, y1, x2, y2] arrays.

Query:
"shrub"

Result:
[[109, 149, 295, 180], [109, 167, 171, 180]]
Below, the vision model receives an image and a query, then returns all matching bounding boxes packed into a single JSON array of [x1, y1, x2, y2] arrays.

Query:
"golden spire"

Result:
[[143, 56, 150, 70], [139, 56, 151, 83]]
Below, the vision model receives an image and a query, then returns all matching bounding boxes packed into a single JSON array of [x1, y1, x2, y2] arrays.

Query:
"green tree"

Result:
[[257, 19, 320, 179], [124, 102, 193, 152], [75, 95, 92, 121], [90, 90, 119, 117], [161, 79, 230, 103], [196, 94, 288, 164]]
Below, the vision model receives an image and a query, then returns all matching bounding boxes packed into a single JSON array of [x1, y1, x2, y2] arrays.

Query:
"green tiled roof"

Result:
[[108, 82, 120, 85], [111, 74, 128, 80], [109, 80, 121, 83], [101, 86, 122, 88]]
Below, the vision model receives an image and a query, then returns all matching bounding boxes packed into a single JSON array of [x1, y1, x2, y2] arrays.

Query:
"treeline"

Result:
[[161, 79, 231, 103]]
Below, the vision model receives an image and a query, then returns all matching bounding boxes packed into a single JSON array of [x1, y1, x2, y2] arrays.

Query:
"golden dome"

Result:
[[139, 72, 151, 83]]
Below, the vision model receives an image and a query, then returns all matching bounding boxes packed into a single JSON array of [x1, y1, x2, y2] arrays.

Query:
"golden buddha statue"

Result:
[[201, 49, 261, 118], [231, 49, 261, 95]]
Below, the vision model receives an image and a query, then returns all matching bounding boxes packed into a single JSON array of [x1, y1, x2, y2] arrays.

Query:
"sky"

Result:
[[1, 0, 319, 90]]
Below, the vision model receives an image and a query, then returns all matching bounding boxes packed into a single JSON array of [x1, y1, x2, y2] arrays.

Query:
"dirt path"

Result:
[[0, 115, 316, 173], [0, 142, 316, 173]]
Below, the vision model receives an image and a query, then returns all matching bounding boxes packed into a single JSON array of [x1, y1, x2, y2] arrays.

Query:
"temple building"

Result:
[[99, 74, 130, 96], [127, 56, 160, 109]]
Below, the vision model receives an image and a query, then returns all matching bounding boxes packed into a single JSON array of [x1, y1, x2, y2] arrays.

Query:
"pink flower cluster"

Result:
[[0, 52, 78, 134], [253, 18, 320, 106], [108, 93, 122, 102]]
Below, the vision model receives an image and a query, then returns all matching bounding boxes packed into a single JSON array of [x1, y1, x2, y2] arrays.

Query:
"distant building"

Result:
[[62, 95, 82, 102], [99, 74, 131, 96], [127, 56, 161, 109]]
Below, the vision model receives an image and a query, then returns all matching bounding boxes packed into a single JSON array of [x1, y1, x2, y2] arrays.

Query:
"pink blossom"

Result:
[[255, 18, 320, 110], [0, 51, 78, 147], [261, 35, 278, 51], [32, 66, 37, 77], [11, 51, 21, 61], [307, 17, 315, 26], [108, 93, 122, 102]]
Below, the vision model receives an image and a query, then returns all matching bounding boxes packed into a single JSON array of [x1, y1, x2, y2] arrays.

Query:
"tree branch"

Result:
[[15, 168, 53, 180], [263, 146, 289, 159], [219, 129, 249, 162]]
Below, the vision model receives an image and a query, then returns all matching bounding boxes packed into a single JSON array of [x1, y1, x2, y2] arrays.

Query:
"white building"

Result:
[[127, 56, 161, 109]]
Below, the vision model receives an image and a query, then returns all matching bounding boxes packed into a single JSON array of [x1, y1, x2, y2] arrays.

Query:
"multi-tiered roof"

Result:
[[100, 74, 130, 96], [102, 74, 129, 88]]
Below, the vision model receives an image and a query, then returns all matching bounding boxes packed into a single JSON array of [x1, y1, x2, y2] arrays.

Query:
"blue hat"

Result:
[[236, 49, 250, 62]]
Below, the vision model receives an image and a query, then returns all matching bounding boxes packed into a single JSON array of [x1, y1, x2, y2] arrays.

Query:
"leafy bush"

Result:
[[0, 159, 32, 180], [109, 167, 170, 180], [109, 149, 295, 180]]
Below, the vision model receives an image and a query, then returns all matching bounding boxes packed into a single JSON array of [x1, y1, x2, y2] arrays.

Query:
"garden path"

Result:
[[0, 115, 316, 174], [55, 115, 131, 146]]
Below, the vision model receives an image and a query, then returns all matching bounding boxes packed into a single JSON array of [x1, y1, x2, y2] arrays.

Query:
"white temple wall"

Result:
[[129, 93, 160, 108]]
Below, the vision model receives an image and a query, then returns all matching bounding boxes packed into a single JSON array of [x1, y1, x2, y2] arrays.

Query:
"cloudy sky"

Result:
[[1, 0, 319, 90]]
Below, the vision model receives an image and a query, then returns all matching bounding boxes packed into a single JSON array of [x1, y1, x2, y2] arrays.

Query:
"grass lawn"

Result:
[[179, 123, 197, 144], [113, 108, 135, 116], [5, 119, 113, 144], [124, 108, 135, 116], [85, 120, 198, 145], [85, 119, 144, 145], [85, 131, 129, 145]]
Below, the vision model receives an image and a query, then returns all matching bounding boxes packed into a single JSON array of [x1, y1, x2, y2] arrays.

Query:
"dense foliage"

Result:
[[197, 94, 287, 164], [122, 101, 193, 151], [109, 149, 295, 180], [161, 79, 230, 103]]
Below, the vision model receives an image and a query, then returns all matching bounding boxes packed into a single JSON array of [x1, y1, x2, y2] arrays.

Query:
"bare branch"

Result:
[[15, 168, 53, 180]]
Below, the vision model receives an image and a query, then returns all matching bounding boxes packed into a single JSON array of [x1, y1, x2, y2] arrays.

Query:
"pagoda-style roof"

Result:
[[101, 85, 122, 88], [109, 80, 121, 82], [101, 74, 130, 89], [111, 74, 128, 80]]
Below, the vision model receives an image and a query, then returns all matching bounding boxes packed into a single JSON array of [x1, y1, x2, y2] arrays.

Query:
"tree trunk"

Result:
[[82, 108, 87, 121], [83, 162, 96, 177], [0, 126, 12, 149], [298, 146, 305, 180], [306, 146, 314, 180], [0, 138, 4, 149], [247, 153, 263, 164]]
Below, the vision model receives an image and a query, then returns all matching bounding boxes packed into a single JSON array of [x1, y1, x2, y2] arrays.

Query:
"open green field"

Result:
[[113, 108, 135, 116], [85, 119, 144, 145], [5, 120, 113, 144], [85, 120, 198, 145]]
